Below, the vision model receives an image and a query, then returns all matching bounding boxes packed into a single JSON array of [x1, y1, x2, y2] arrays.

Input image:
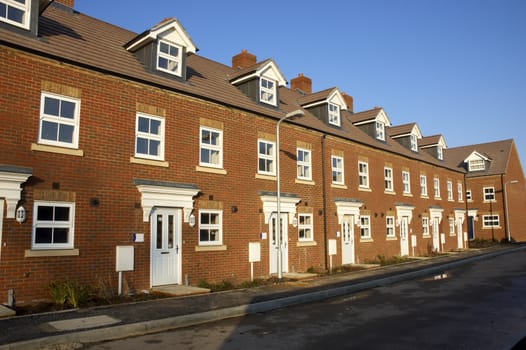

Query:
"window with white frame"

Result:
[[260, 78, 277, 106], [447, 181, 453, 201], [39, 92, 81, 149], [437, 146, 443, 160], [402, 171, 411, 194], [420, 175, 428, 197], [258, 140, 275, 175], [482, 215, 499, 228], [298, 213, 313, 241], [457, 183, 463, 201], [376, 121, 385, 141], [483, 187, 495, 201], [422, 217, 429, 236], [0, 0, 30, 29], [434, 177, 440, 198], [328, 103, 340, 126], [386, 216, 395, 238], [157, 40, 182, 76], [359, 161, 369, 188], [199, 210, 222, 245], [135, 113, 164, 160], [32, 201, 75, 249], [466, 190, 472, 201], [297, 148, 312, 181], [449, 218, 455, 234], [200, 126, 222, 168], [384, 167, 393, 191], [360, 216, 371, 239], [468, 159, 485, 171], [331, 155, 344, 185], [410, 134, 418, 152]]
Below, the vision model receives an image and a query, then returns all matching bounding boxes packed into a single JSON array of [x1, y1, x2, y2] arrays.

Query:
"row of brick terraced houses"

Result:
[[0, 0, 525, 303]]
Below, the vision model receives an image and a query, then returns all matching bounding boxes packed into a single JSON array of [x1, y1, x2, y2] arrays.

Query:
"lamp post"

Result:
[[276, 110, 305, 280], [504, 179, 519, 242]]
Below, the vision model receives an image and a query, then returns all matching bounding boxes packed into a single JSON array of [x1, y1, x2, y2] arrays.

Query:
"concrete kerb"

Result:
[[1, 245, 523, 350]]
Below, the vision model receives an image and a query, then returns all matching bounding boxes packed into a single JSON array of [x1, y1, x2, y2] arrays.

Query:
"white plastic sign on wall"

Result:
[[116, 245, 134, 272], [249, 242, 261, 262]]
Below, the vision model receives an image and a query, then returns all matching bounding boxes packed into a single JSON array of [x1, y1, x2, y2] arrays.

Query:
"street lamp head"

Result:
[[284, 109, 305, 120]]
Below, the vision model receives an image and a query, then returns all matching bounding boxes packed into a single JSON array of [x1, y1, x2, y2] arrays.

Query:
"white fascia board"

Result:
[[464, 151, 490, 163], [258, 61, 287, 87], [126, 19, 197, 54], [328, 89, 347, 110]]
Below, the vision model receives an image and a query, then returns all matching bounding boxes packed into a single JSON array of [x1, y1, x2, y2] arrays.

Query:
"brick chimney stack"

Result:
[[290, 73, 312, 94], [342, 93, 354, 113], [54, 0, 74, 7], [232, 49, 257, 69]]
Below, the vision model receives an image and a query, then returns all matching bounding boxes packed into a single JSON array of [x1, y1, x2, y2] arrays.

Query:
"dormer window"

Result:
[[469, 159, 485, 171], [328, 103, 340, 126], [376, 121, 385, 141], [0, 0, 30, 29], [410, 134, 418, 152], [437, 145, 443, 160], [260, 78, 276, 106], [157, 40, 182, 77]]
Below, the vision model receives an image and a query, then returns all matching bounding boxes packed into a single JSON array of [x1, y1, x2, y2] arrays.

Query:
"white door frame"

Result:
[[455, 210, 466, 249], [429, 207, 444, 252], [341, 215, 355, 264], [269, 213, 288, 275], [150, 208, 182, 286]]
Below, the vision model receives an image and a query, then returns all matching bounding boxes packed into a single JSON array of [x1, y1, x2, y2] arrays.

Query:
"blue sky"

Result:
[[75, 0, 526, 168]]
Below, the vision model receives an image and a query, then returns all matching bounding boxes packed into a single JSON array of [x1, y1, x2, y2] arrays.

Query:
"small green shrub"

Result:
[[48, 280, 91, 308], [197, 280, 235, 292]]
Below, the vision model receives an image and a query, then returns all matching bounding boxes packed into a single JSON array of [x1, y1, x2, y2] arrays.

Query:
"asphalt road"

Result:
[[86, 249, 526, 350]]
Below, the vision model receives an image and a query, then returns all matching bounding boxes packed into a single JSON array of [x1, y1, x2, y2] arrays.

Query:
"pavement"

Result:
[[0, 244, 524, 350]]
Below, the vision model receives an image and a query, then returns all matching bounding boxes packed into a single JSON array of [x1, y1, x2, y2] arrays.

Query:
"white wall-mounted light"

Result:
[[15, 206, 26, 223], [292, 217, 298, 228], [189, 213, 196, 228]]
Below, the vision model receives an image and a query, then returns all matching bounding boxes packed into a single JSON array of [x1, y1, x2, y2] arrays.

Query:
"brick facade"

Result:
[[0, 2, 524, 304]]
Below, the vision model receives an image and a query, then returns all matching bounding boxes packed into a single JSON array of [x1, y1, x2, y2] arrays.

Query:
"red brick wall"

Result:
[[0, 45, 469, 303]]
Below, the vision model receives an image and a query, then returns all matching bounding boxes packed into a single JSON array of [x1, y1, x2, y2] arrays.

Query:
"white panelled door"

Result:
[[151, 208, 181, 286], [269, 213, 288, 275], [341, 215, 355, 264], [400, 216, 409, 256]]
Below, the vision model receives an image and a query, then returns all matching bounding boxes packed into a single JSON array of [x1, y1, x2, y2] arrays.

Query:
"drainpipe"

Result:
[[321, 134, 328, 272]]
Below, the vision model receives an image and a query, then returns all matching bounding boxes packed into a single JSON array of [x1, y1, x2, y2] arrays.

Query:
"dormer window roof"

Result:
[[350, 107, 391, 141], [298, 88, 347, 127], [1, 0, 30, 29], [125, 17, 197, 79], [464, 151, 490, 172], [387, 122, 422, 153], [230, 58, 287, 107], [420, 135, 447, 160]]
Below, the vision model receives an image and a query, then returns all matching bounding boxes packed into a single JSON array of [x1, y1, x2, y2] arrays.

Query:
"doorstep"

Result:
[[0, 304, 15, 318], [152, 284, 211, 296]]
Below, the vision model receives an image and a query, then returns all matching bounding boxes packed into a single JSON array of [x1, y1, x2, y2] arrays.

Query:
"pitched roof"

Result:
[[444, 139, 514, 177], [387, 123, 420, 137], [349, 107, 383, 124], [0, 4, 463, 173], [419, 134, 446, 148]]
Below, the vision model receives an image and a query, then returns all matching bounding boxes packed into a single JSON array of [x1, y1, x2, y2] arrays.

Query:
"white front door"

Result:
[[269, 213, 288, 275], [432, 218, 440, 252], [341, 215, 355, 264], [151, 208, 181, 286], [400, 216, 409, 256], [456, 220, 463, 249]]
